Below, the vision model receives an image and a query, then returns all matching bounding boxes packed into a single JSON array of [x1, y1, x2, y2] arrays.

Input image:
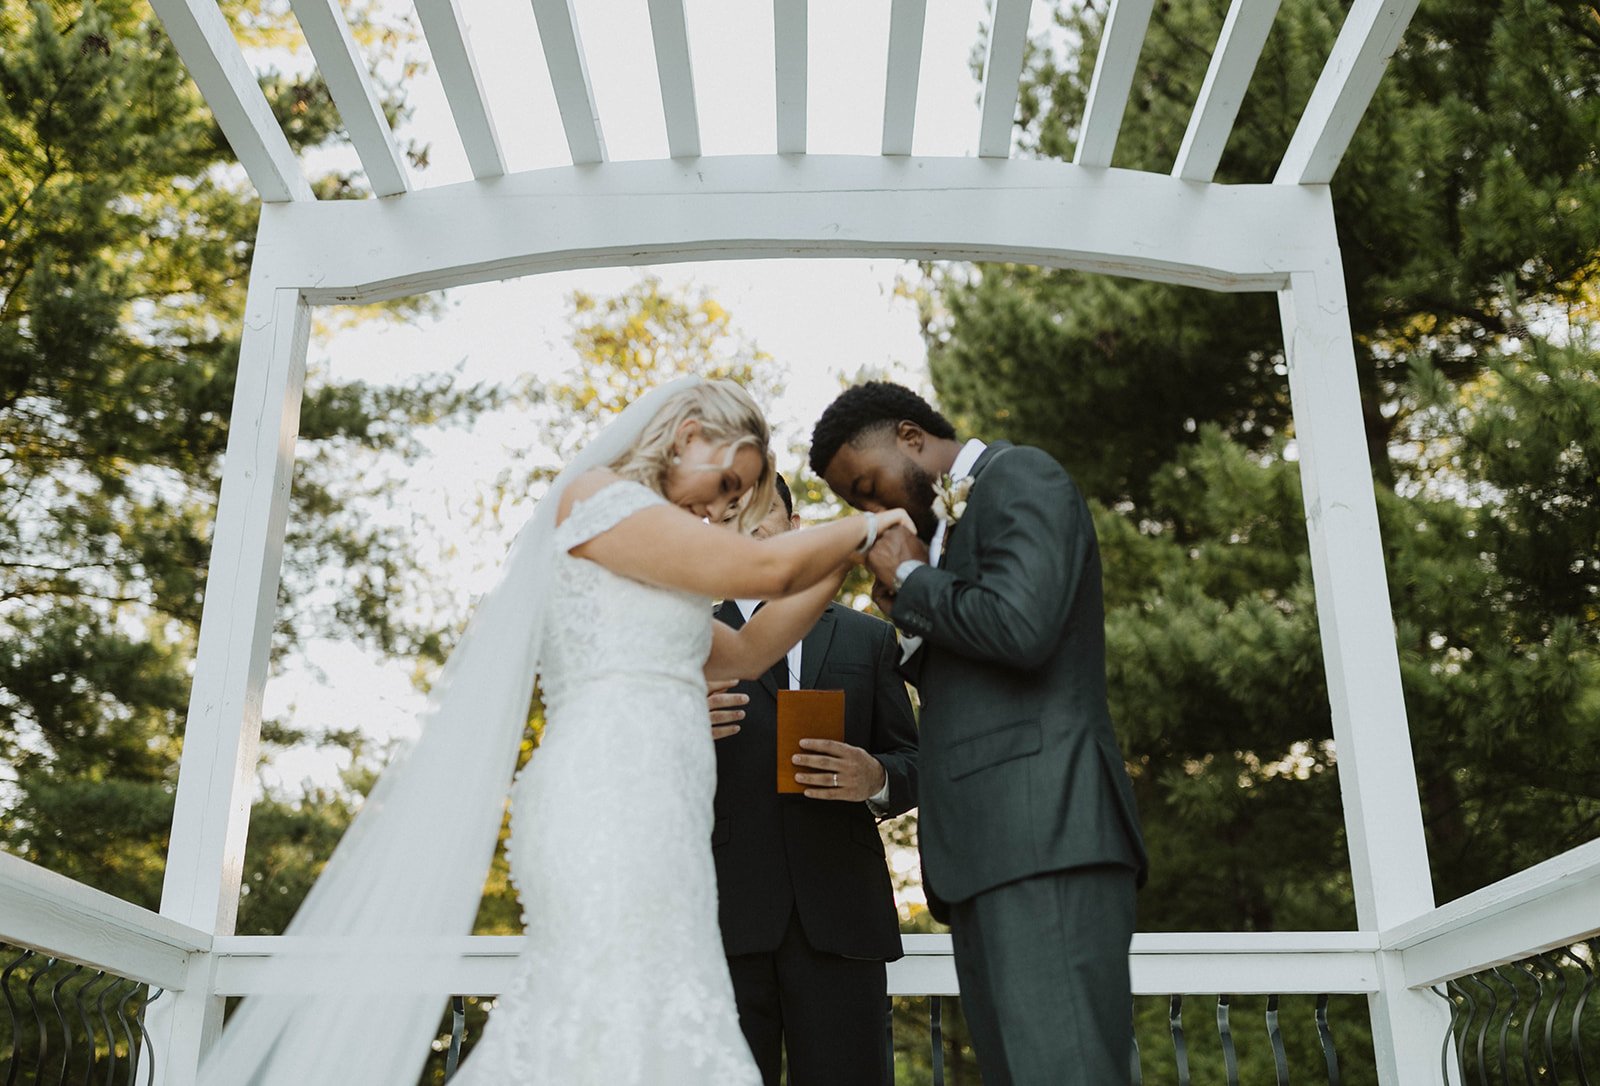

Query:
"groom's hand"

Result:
[[706, 678, 747, 740], [865, 525, 929, 585], [792, 739, 888, 802]]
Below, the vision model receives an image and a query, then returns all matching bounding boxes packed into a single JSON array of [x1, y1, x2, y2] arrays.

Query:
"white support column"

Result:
[[149, 280, 311, 1085], [530, 0, 607, 164], [647, 0, 701, 158], [291, 0, 410, 196], [415, 0, 507, 179], [1172, 0, 1282, 182], [1277, 240, 1448, 1083], [1073, 0, 1154, 167], [976, 0, 1031, 158], [774, 0, 807, 154], [1274, 0, 1421, 184], [881, 0, 926, 156], [148, 0, 314, 202]]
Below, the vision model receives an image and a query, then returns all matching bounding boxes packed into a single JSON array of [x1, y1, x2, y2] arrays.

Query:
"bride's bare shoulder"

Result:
[[556, 468, 629, 524]]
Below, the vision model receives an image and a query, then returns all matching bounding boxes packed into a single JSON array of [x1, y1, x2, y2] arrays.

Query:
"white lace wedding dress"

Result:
[[449, 479, 761, 1085]]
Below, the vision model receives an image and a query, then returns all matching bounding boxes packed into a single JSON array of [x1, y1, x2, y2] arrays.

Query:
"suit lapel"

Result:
[[798, 606, 836, 690], [937, 440, 1012, 570], [717, 600, 779, 697]]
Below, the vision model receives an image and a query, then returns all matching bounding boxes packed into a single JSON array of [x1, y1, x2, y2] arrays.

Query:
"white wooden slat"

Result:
[[415, 0, 507, 179], [976, 0, 1031, 158], [1277, 257, 1449, 1081], [158, 284, 310, 943], [1275, 0, 1421, 184], [0, 851, 208, 990], [774, 0, 807, 154], [207, 932, 1381, 996], [251, 157, 1331, 304], [881, 0, 926, 155], [1073, 0, 1155, 167], [290, 0, 409, 197], [1387, 838, 1600, 986], [646, 0, 701, 158], [147, 0, 313, 202], [1172, 0, 1283, 182], [530, 0, 607, 164], [1278, 259, 1436, 933]]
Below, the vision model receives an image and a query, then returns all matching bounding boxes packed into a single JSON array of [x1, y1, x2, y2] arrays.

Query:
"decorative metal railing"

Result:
[[430, 990, 1354, 1084], [1434, 939, 1600, 1085], [0, 943, 161, 1086]]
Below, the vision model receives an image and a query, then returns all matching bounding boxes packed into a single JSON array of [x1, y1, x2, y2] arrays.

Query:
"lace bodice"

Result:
[[539, 479, 713, 707]]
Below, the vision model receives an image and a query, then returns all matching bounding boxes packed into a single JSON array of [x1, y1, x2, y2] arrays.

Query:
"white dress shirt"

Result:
[[734, 598, 891, 809], [898, 438, 988, 662]]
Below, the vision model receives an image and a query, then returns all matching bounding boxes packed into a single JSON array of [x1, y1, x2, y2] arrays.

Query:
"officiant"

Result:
[[708, 473, 919, 1086]]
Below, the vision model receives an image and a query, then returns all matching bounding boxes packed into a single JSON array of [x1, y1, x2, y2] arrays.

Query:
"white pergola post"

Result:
[[146, 277, 311, 1086], [1276, 240, 1453, 1082]]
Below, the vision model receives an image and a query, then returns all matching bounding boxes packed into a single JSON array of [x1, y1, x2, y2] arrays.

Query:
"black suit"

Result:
[[713, 600, 918, 1086], [893, 442, 1147, 1085]]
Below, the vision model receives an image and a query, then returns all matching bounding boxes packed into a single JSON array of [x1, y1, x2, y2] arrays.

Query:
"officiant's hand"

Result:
[[707, 678, 748, 740], [864, 525, 929, 585], [792, 739, 888, 801]]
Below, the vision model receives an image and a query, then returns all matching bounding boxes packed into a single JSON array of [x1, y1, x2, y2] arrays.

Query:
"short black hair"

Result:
[[773, 473, 793, 518], [809, 382, 957, 477]]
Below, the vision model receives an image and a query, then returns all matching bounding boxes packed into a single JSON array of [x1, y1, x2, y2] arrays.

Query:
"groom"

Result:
[[810, 382, 1148, 1085]]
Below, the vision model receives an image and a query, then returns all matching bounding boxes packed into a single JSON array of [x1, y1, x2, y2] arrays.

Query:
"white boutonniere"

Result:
[[934, 474, 973, 527]]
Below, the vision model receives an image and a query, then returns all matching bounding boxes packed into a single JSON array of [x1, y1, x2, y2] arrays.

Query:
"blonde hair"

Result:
[[609, 379, 776, 535]]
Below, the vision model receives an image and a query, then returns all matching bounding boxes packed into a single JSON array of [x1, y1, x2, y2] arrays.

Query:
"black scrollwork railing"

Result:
[[0, 943, 161, 1086], [1434, 938, 1600, 1085], [429, 990, 1355, 1084]]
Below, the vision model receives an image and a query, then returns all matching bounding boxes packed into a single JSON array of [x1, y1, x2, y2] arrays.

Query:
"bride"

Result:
[[198, 377, 910, 1085]]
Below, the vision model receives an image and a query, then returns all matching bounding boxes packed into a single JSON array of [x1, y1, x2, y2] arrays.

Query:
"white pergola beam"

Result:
[[1173, 0, 1283, 182], [208, 931, 1382, 996], [246, 157, 1334, 303], [647, 0, 701, 158], [290, 0, 409, 197], [1278, 251, 1449, 1082], [1074, 0, 1155, 167], [1387, 838, 1600, 987], [774, 0, 807, 154], [150, 281, 311, 1082], [415, 0, 507, 179], [881, 0, 926, 156], [147, 0, 313, 203], [0, 851, 208, 990], [1275, 0, 1420, 184], [976, 0, 1031, 158], [530, 0, 607, 164]]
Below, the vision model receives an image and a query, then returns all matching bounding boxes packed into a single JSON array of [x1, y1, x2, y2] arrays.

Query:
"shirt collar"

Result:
[[949, 438, 988, 483], [734, 598, 760, 621]]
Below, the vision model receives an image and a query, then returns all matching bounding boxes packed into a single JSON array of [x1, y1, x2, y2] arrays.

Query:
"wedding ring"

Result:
[[832, 773, 839, 788]]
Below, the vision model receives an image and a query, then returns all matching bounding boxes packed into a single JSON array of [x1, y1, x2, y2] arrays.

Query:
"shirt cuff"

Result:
[[898, 633, 924, 665], [865, 764, 892, 814]]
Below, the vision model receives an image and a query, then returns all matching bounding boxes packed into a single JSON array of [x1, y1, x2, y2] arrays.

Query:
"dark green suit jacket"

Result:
[[893, 442, 1147, 913]]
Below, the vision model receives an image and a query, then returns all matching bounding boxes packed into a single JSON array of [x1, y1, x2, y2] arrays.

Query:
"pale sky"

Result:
[[254, 0, 1051, 801]]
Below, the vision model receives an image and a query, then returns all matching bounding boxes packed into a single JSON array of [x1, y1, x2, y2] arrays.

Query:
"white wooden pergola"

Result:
[[4, 1, 1599, 1083]]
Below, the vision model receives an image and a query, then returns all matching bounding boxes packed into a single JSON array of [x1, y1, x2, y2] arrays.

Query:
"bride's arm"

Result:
[[704, 568, 849, 681], [567, 476, 903, 601]]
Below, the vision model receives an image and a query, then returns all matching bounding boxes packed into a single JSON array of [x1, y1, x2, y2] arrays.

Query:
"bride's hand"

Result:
[[875, 509, 916, 539]]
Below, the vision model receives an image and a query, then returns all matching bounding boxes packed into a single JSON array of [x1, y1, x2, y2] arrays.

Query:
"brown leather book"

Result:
[[775, 689, 846, 793]]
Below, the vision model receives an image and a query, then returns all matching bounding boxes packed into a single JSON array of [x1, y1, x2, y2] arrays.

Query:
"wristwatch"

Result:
[[893, 559, 927, 592]]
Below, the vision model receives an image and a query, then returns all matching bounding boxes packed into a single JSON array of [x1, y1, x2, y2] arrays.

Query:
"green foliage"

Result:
[[0, 0, 490, 932]]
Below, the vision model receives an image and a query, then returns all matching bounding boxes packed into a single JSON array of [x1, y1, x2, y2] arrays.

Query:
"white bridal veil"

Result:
[[198, 377, 705, 1085]]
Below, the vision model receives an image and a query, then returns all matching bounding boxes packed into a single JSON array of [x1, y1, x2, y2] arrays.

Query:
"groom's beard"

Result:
[[903, 460, 940, 542]]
